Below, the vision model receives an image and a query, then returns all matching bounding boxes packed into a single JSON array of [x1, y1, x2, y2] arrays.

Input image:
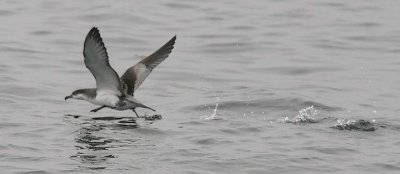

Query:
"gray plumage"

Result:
[[84, 28, 123, 96], [121, 35, 176, 95], [65, 27, 176, 116]]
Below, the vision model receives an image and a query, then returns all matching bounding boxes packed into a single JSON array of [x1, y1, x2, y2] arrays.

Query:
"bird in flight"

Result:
[[65, 27, 176, 117]]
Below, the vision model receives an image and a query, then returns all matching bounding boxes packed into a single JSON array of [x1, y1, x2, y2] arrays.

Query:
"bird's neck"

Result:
[[78, 88, 97, 103]]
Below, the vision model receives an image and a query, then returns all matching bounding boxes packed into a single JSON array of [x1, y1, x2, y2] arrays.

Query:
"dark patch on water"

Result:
[[195, 138, 217, 145], [331, 119, 382, 131]]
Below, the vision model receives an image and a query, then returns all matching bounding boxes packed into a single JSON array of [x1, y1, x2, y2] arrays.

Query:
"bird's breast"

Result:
[[93, 93, 120, 107]]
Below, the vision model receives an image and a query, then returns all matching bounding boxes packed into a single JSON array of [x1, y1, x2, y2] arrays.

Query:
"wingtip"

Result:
[[168, 35, 177, 47], [85, 26, 104, 46], [83, 26, 109, 64], [89, 27, 99, 34], [160, 35, 176, 51]]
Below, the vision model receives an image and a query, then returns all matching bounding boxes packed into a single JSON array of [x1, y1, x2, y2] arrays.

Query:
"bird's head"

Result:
[[65, 89, 94, 101]]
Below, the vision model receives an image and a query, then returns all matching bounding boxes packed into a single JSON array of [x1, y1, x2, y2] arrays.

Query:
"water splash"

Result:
[[282, 106, 318, 124], [332, 118, 376, 131], [202, 97, 220, 120], [143, 114, 163, 121]]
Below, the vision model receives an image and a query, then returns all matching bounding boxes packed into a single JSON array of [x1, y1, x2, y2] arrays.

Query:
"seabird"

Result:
[[65, 27, 176, 117]]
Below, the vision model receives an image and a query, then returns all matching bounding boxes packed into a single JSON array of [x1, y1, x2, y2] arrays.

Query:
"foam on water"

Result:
[[282, 106, 318, 124]]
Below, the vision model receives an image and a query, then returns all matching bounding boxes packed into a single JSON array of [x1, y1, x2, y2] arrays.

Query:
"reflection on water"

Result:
[[66, 115, 140, 169]]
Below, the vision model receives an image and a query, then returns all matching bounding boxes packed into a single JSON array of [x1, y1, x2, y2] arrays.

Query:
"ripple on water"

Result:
[[0, 64, 10, 73], [250, 66, 344, 76], [0, 45, 41, 54], [226, 25, 255, 31], [0, 122, 25, 129], [163, 2, 199, 9], [183, 97, 343, 113], [272, 9, 314, 19], [306, 146, 359, 155], [311, 2, 346, 8], [30, 30, 53, 36], [0, 84, 46, 98], [0, 9, 16, 16], [370, 163, 400, 172], [200, 42, 257, 54]]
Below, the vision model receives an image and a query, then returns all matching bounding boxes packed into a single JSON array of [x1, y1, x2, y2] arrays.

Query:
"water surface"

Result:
[[1, 0, 400, 173]]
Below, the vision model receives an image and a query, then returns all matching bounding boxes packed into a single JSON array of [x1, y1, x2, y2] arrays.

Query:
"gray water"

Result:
[[1, 0, 400, 173]]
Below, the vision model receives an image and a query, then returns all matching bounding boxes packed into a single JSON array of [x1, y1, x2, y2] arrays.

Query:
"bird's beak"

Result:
[[65, 95, 72, 100]]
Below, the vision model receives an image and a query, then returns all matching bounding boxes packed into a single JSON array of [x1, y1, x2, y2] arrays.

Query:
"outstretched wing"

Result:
[[120, 35, 176, 95], [83, 27, 122, 96]]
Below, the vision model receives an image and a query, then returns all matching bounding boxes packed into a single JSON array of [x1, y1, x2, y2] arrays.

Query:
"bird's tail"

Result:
[[138, 104, 156, 112], [126, 96, 156, 111]]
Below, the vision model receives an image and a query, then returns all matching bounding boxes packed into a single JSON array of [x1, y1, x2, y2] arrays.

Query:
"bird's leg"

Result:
[[90, 105, 107, 112], [131, 109, 140, 117]]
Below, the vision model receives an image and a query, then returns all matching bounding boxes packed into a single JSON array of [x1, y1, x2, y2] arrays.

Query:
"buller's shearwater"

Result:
[[65, 27, 176, 117]]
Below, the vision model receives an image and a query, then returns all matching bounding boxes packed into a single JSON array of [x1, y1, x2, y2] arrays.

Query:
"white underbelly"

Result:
[[92, 94, 120, 107]]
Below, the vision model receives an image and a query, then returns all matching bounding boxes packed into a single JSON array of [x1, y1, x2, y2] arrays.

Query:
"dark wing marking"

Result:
[[120, 35, 176, 95]]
